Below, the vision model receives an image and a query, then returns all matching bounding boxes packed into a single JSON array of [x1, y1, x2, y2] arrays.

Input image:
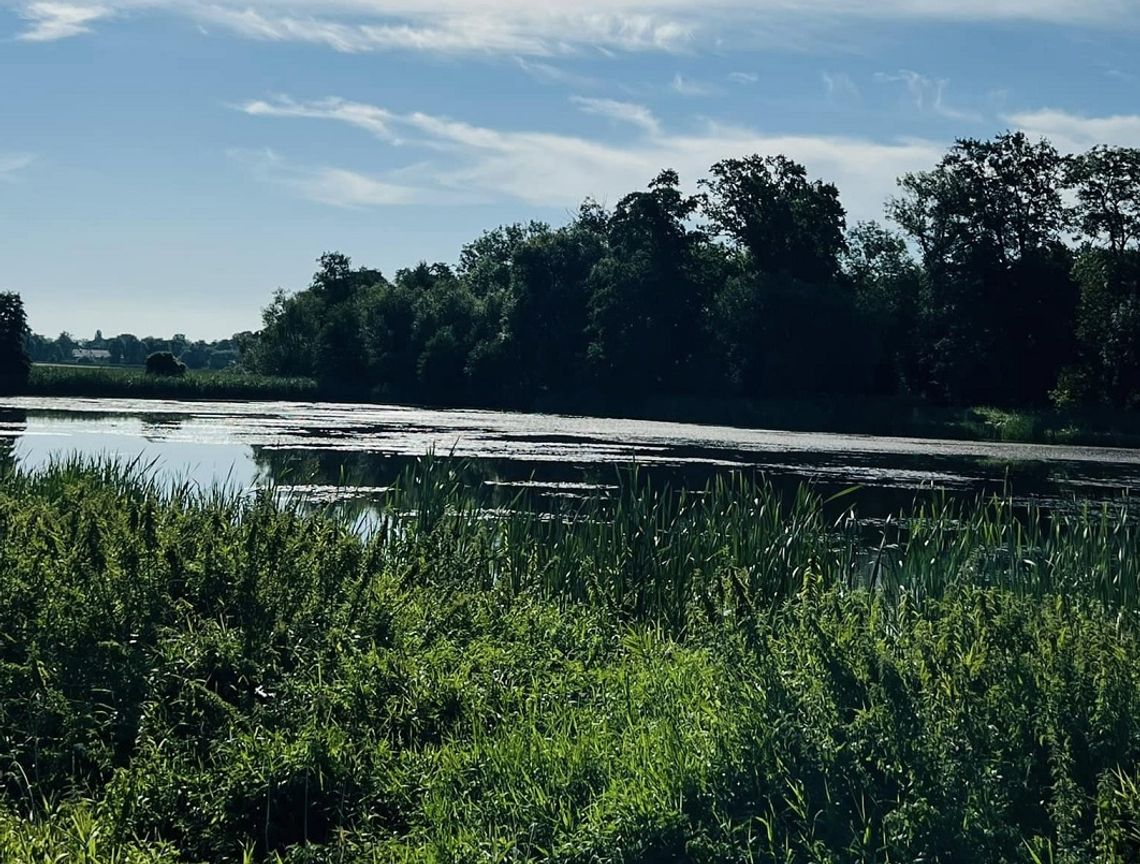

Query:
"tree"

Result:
[[842, 221, 923, 395], [1060, 148, 1140, 406], [888, 132, 1077, 404], [0, 293, 30, 390], [310, 252, 382, 305], [145, 351, 186, 377], [701, 154, 846, 283], [586, 170, 710, 395], [1069, 146, 1140, 255]]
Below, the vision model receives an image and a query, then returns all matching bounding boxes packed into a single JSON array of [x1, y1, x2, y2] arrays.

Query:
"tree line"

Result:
[[241, 133, 1140, 411], [26, 331, 245, 371], [6, 132, 1140, 412]]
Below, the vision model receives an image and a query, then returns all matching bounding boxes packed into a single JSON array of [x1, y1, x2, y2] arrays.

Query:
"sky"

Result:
[[2, 1, 1140, 339]]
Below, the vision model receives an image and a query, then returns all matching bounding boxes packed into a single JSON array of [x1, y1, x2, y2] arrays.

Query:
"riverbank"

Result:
[[21, 363, 1140, 449], [2, 459, 1139, 861]]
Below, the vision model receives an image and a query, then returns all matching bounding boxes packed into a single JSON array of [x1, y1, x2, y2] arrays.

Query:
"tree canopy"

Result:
[[25, 133, 1140, 413]]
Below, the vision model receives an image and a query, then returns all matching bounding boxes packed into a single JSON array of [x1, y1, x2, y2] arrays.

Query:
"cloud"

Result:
[[0, 153, 35, 179], [190, 4, 695, 55], [243, 96, 398, 141], [229, 147, 431, 207], [236, 94, 945, 221], [17, 1, 109, 40], [671, 73, 712, 96], [822, 71, 860, 101], [571, 96, 660, 135], [516, 58, 601, 88], [875, 69, 982, 122], [1007, 108, 1140, 152], [14, 0, 1132, 55], [728, 71, 758, 85]]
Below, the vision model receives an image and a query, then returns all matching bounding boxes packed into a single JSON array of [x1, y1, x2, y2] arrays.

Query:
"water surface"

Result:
[[2, 396, 1139, 515]]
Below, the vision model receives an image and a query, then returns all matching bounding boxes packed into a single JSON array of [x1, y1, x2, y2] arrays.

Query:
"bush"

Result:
[[145, 352, 186, 377]]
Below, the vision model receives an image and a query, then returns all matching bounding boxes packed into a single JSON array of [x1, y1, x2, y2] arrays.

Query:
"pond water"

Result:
[[2, 396, 1140, 515]]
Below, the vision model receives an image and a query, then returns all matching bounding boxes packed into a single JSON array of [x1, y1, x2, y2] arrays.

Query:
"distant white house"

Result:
[[72, 348, 112, 362]]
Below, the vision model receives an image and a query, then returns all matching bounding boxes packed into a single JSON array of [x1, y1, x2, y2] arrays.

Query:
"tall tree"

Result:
[[701, 154, 846, 282], [586, 170, 709, 394], [1069, 146, 1140, 255], [842, 221, 924, 395], [1062, 149, 1140, 406], [0, 293, 31, 390], [888, 132, 1076, 404]]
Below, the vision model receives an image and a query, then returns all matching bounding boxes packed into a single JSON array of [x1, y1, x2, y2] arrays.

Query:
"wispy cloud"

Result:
[[0, 153, 35, 180], [242, 96, 398, 141], [17, 1, 109, 41], [822, 71, 860, 101], [571, 96, 660, 135], [671, 73, 712, 96], [875, 69, 982, 122], [728, 71, 758, 85], [236, 94, 944, 220], [16, 0, 1131, 54], [229, 147, 432, 207], [191, 4, 695, 55], [1007, 108, 1140, 152], [515, 58, 601, 88]]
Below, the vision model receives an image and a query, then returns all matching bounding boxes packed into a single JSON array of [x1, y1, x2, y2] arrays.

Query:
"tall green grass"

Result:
[[25, 365, 319, 401], [377, 458, 1140, 624], [2, 458, 1140, 861]]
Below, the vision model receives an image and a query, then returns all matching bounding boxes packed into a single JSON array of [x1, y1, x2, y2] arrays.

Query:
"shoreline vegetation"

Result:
[[20, 362, 1140, 450], [3, 457, 1140, 860]]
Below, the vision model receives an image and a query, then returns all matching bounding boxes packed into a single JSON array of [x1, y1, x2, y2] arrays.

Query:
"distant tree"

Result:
[[311, 251, 383, 305], [1069, 146, 1140, 255], [587, 170, 710, 394], [701, 154, 847, 282], [888, 132, 1077, 404], [0, 293, 31, 390], [145, 351, 186, 377], [359, 282, 420, 394], [1061, 248, 1140, 407], [56, 332, 77, 361], [842, 221, 924, 394], [699, 156, 867, 398]]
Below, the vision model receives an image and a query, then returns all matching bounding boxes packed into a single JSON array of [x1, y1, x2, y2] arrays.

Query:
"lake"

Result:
[[2, 396, 1140, 515]]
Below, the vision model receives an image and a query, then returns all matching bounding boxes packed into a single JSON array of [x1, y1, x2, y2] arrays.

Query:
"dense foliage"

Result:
[[3, 459, 1140, 861], [242, 134, 1140, 411]]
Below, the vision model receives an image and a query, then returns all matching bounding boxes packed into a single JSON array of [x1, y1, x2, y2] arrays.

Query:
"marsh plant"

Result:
[[2, 457, 1140, 862]]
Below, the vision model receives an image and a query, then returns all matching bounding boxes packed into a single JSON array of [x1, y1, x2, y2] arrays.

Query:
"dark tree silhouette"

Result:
[[145, 352, 186, 377], [0, 293, 31, 391]]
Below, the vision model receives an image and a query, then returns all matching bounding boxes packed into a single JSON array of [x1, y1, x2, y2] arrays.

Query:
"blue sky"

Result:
[[2, 0, 1140, 339]]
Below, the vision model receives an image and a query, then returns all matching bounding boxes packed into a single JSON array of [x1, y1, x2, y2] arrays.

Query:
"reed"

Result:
[[25, 365, 320, 401], [2, 457, 1140, 861]]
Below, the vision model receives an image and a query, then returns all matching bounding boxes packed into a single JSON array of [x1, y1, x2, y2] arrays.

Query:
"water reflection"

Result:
[[0, 407, 27, 470], [140, 413, 188, 443], [1, 396, 1139, 518]]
